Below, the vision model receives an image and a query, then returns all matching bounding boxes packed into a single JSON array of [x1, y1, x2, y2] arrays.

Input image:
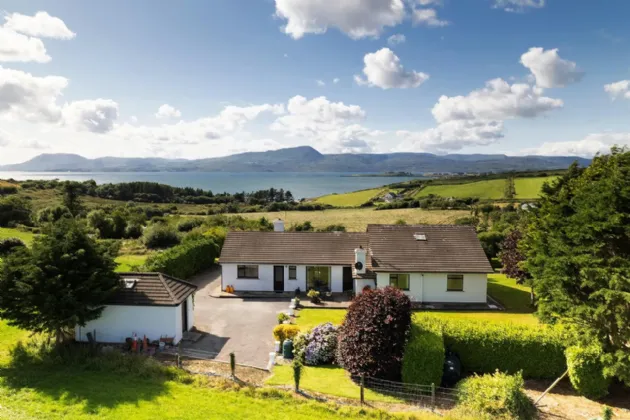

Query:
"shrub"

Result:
[[0, 196, 32, 227], [337, 287, 412, 380], [293, 322, 338, 366], [142, 224, 180, 249], [307, 289, 321, 304], [277, 313, 290, 324], [457, 371, 536, 420], [0, 238, 26, 256], [272, 324, 300, 343], [415, 315, 566, 379], [124, 223, 143, 239], [177, 218, 204, 232], [478, 231, 505, 259], [566, 345, 610, 399], [402, 325, 445, 386], [144, 237, 219, 279]]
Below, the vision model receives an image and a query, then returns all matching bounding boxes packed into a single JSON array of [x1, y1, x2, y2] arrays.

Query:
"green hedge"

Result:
[[144, 237, 219, 279], [457, 371, 536, 420], [566, 345, 610, 399], [415, 315, 566, 379], [402, 325, 444, 386]]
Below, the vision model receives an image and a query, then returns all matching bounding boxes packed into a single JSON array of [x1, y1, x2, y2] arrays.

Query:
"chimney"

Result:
[[354, 246, 366, 274], [273, 219, 285, 232]]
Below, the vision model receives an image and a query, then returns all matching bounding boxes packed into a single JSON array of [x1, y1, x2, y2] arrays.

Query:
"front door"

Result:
[[342, 266, 353, 292], [274, 266, 284, 292], [181, 299, 188, 333]]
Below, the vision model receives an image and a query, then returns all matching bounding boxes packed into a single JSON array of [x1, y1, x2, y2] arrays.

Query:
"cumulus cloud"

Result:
[[397, 120, 504, 153], [520, 47, 583, 88], [387, 33, 406, 46], [3, 11, 76, 39], [493, 0, 545, 12], [62, 99, 119, 133], [316, 80, 326, 87], [0, 66, 67, 122], [274, 0, 406, 39], [604, 80, 630, 100], [412, 8, 449, 27], [155, 104, 182, 119], [0, 27, 51, 62], [432, 78, 563, 123], [522, 132, 630, 157], [354, 48, 429, 89]]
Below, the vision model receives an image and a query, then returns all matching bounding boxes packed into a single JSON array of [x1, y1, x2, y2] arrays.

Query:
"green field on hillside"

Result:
[[114, 254, 149, 272], [0, 227, 35, 245], [514, 176, 557, 199], [314, 188, 384, 207], [415, 179, 506, 200]]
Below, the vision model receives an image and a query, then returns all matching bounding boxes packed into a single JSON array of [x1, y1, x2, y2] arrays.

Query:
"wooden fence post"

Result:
[[177, 341, 182, 369], [229, 352, 236, 378], [431, 383, 435, 406], [360, 375, 365, 406]]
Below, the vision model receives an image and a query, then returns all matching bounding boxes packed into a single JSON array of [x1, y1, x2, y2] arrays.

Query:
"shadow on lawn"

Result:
[[487, 281, 534, 313], [0, 340, 178, 414]]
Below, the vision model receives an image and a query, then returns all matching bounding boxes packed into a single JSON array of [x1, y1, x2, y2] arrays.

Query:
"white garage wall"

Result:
[[75, 305, 178, 344], [186, 294, 195, 330], [376, 272, 487, 303]]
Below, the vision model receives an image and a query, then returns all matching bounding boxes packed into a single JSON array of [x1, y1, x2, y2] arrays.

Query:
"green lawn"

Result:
[[514, 176, 557, 199], [0, 227, 36, 245], [114, 254, 149, 272], [314, 188, 385, 207], [414, 179, 506, 200]]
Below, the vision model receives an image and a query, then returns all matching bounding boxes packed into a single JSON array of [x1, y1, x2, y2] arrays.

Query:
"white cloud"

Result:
[[62, 99, 119, 133], [333, 78, 340, 84], [604, 80, 630, 100], [0, 66, 67, 122], [414, 0, 442, 5], [316, 80, 326, 87], [493, 0, 545, 12], [354, 48, 429, 89], [432, 78, 563, 123], [522, 133, 630, 157], [274, 0, 406, 39], [130, 116, 138, 123], [155, 104, 182, 119], [3, 11, 75, 39], [412, 8, 449, 27], [520, 48, 583, 88], [387, 33, 406, 46], [397, 120, 504, 153], [0, 27, 51, 62]]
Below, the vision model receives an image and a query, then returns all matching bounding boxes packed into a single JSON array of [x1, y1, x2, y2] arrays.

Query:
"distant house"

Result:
[[75, 272, 196, 344], [382, 192, 398, 203], [219, 221, 493, 304]]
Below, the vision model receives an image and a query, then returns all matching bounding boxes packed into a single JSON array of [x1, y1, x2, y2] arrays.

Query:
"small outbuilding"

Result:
[[75, 272, 196, 345]]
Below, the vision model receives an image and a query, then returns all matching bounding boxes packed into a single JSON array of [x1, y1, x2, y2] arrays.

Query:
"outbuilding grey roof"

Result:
[[107, 272, 197, 306]]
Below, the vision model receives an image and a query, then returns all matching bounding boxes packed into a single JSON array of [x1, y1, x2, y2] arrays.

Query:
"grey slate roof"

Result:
[[219, 231, 368, 265], [367, 225, 493, 273], [107, 272, 197, 306]]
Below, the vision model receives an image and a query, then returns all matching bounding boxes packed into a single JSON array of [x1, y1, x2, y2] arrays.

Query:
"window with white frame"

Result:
[[237, 265, 259, 279], [389, 273, 410, 291], [289, 266, 297, 280], [446, 274, 464, 291]]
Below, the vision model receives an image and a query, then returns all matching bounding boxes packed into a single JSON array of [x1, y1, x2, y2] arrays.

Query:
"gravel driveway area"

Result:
[[187, 268, 290, 368]]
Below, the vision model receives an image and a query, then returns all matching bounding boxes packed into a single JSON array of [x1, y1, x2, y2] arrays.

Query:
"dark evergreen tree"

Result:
[[62, 182, 84, 216]]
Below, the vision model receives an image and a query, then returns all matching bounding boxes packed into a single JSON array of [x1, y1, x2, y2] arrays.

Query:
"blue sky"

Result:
[[1, 0, 630, 164]]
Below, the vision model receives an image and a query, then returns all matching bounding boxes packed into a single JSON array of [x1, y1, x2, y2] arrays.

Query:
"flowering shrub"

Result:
[[293, 322, 338, 366]]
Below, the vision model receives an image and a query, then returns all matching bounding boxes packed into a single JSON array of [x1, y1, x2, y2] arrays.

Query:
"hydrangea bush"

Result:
[[294, 322, 338, 366]]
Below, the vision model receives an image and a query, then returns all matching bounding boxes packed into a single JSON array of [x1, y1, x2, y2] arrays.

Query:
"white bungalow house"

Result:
[[75, 272, 196, 344], [219, 221, 493, 304]]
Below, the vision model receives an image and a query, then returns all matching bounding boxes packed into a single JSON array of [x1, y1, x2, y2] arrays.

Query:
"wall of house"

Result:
[[186, 294, 195, 331], [355, 278, 376, 294], [375, 272, 487, 303], [75, 305, 179, 344], [222, 263, 349, 292]]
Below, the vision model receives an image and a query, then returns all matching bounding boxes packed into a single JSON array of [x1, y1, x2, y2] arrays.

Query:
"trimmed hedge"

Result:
[[272, 325, 301, 343], [566, 345, 610, 399], [402, 325, 444, 386], [457, 371, 536, 420], [415, 315, 566, 379], [144, 237, 219, 279]]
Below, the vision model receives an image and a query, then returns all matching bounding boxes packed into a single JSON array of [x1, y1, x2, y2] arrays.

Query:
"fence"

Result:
[[356, 375, 460, 407]]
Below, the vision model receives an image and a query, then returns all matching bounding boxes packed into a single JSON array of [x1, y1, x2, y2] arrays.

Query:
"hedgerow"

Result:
[[415, 315, 566, 379], [566, 345, 610, 399], [144, 237, 219, 279], [402, 324, 444, 386]]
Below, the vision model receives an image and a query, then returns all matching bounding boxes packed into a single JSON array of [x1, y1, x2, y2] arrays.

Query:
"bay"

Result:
[[0, 172, 421, 199]]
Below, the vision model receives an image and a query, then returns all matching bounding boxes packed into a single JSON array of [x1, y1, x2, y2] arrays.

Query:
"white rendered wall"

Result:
[[376, 273, 487, 303]]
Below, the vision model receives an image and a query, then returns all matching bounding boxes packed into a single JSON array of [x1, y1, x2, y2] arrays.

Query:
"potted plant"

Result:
[[307, 289, 321, 304]]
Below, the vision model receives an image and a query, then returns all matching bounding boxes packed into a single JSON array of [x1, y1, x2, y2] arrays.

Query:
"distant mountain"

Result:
[[0, 146, 591, 174]]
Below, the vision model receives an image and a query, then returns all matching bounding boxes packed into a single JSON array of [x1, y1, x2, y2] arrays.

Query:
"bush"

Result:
[[144, 237, 219, 279], [277, 313, 290, 324], [402, 325, 445, 386], [415, 315, 566, 379], [293, 323, 338, 366], [177, 218, 204, 232], [124, 223, 143, 239], [457, 371, 536, 420], [142, 224, 180, 249], [566, 345, 610, 399], [307, 289, 321, 303], [337, 287, 412, 380], [272, 324, 301, 343], [0, 196, 32, 227], [478, 231, 505, 259], [0, 238, 26, 256]]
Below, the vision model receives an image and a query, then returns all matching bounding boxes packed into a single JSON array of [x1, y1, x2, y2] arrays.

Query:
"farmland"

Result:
[[514, 176, 557, 199], [314, 188, 386, 207], [414, 179, 506, 200]]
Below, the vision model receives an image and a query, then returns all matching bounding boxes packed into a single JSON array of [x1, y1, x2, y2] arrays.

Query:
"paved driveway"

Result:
[[187, 268, 289, 368]]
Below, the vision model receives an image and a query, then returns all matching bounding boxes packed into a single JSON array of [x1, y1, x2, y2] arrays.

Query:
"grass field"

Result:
[[314, 188, 385, 207], [114, 254, 149, 272], [0, 227, 36, 245], [415, 179, 506, 200], [514, 176, 557, 199], [236, 208, 469, 232]]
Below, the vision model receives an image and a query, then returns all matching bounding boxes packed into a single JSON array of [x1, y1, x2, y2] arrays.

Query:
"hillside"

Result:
[[0, 146, 590, 173]]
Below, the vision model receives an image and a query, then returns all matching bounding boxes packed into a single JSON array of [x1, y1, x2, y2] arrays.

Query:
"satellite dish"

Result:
[[354, 262, 363, 270]]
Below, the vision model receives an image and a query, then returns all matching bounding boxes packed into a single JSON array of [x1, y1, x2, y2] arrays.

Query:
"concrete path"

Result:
[[187, 267, 290, 368]]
